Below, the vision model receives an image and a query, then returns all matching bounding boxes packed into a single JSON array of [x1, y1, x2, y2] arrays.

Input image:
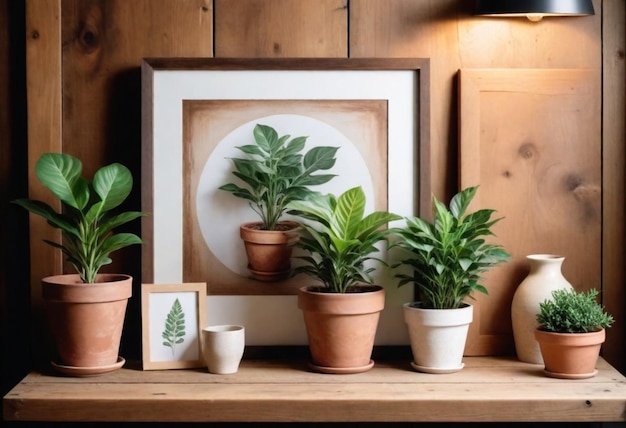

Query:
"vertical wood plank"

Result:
[[214, 0, 348, 57], [61, 0, 214, 277], [601, 0, 626, 373], [26, 0, 63, 297], [25, 0, 62, 367], [61, 0, 213, 175], [60, 0, 214, 361]]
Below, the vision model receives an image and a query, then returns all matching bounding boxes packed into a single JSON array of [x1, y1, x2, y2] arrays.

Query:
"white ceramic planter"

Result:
[[403, 302, 473, 374], [201, 325, 245, 374]]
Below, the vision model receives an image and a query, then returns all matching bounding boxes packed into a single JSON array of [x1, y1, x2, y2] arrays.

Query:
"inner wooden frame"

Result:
[[458, 68, 601, 356], [141, 58, 431, 296], [183, 99, 387, 294]]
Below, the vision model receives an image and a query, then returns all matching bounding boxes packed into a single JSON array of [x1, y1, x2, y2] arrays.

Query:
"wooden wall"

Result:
[[1, 0, 624, 385]]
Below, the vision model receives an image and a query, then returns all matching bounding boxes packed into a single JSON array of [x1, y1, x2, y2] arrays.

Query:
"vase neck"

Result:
[[528, 257, 564, 275]]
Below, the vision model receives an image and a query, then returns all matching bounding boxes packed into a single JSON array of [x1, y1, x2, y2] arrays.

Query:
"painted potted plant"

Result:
[[390, 186, 510, 373], [288, 186, 401, 373], [535, 288, 613, 379], [13, 153, 144, 375], [219, 123, 339, 281]]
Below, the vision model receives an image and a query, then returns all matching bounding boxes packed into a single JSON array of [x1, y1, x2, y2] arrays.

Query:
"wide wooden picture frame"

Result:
[[141, 282, 207, 370], [142, 58, 430, 346]]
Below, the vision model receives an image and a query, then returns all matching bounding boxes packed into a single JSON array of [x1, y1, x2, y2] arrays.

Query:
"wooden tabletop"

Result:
[[4, 356, 626, 423]]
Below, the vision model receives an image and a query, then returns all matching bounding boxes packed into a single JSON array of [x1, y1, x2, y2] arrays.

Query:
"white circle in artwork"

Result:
[[196, 114, 375, 277]]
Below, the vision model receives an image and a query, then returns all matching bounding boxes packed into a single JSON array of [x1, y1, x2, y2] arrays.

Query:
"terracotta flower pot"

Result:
[[42, 273, 132, 373], [534, 328, 605, 379], [240, 221, 300, 282], [297, 285, 385, 374]]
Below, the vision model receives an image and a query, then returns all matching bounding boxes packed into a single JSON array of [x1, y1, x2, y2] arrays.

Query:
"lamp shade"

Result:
[[475, 0, 595, 17]]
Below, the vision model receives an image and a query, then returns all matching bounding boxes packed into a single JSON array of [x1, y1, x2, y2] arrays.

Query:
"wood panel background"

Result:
[[1, 0, 624, 385], [458, 68, 601, 355]]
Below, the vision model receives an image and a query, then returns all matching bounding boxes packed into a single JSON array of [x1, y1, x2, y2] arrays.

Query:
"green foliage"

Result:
[[390, 186, 510, 309], [537, 288, 614, 333], [219, 124, 340, 230], [162, 298, 186, 355], [12, 153, 144, 283], [288, 186, 402, 293]]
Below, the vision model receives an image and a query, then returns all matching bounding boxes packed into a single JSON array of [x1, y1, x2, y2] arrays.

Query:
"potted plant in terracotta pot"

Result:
[[219, 123, 339, 281], [13, 152, 144, 375], [535, 288, 613, 379], [288, 186, 401, 374], [390, 185, 510, 373]]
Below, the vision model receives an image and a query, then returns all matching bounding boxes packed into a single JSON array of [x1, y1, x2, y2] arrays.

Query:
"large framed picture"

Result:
[[142, 58, 430, 346]]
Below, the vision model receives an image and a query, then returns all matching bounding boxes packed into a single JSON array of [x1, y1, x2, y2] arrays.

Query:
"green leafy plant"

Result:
[[12, 153, 144, 284], [219, 123, 340, 230], [390, 186, 510, 309], [288, 186, 402, 293], [162, 298, 186, 355], [537, 288, 614, 333]]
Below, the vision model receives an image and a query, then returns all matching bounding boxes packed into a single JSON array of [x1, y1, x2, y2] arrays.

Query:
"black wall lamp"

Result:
[[475, 0, 595, 22]]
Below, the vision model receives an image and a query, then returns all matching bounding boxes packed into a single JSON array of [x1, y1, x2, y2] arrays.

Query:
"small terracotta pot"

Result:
[[42, 274, 132, 370], [535, 328, 605, 379], [298, 285, 385, 374], [240, 221, 300, 281]]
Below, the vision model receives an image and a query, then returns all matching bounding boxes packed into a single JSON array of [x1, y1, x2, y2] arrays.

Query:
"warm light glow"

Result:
[[526, 14, 544, 22]]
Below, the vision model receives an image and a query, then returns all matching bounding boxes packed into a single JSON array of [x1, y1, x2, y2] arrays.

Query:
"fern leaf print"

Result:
[[162, 298, 186, 356]]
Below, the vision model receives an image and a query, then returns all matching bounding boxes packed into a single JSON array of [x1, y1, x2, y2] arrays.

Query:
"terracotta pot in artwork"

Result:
[[42, 273, 132, 374], [240, 221, 300, 282], [297, 285, 385, 374], [534, 328, 605, 379]]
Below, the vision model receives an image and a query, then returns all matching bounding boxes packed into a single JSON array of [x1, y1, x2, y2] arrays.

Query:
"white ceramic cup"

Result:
[[201, 325, 245, 374]]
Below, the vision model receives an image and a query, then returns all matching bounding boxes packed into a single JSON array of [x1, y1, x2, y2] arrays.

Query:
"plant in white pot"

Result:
[[535, 288, 613, 379], [219, 123, 339, 282], [288, 186, 401, 373], [13, 152, 144, 375], [390, 186, 510, 373]]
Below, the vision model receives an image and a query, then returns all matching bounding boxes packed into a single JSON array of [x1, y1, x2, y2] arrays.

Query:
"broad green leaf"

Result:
[[450, 185, 477, 219], [283, 136, 307, 156], [97, 233, 143, 257], [35, 153, 89, 210], [97, 211, 145, 238], [93, 163, 133, 212], [302, 146, 340, 173], [253, 124, 277, 153], [331, 186, 365, 240], [12, 199, 80, 238], [235, 144, 265, 156]]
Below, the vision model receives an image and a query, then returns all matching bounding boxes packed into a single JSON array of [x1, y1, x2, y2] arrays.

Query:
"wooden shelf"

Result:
[[3, 356, 626, 423]]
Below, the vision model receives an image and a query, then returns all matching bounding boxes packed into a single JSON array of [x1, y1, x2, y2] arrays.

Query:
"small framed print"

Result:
[[141, 283, 207, 370]]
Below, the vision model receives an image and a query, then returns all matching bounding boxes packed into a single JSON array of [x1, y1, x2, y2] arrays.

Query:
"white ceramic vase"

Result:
[[511, 254, 574, 364], [201, 325, 245, 374], [403, 302, 473, 374]]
